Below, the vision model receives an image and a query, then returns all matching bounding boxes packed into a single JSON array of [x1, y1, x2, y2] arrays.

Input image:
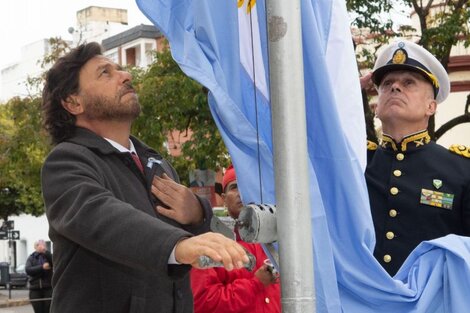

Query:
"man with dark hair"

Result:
[[366, 40, 470, 276], [41, 42, 248, 313]]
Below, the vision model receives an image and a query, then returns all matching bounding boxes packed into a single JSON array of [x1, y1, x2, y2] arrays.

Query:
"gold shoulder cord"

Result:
[[367, 141, 378, 151], [449, 144, 470, 158]]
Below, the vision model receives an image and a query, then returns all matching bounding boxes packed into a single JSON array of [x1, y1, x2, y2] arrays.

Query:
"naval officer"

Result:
[[366, 40, 470, 275]]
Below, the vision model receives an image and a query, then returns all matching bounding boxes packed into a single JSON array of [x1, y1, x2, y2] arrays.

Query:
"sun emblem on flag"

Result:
[[237, 0, 256, 13]]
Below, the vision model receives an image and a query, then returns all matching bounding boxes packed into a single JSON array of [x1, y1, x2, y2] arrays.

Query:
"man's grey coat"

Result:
[[41, 127, 212, 313]]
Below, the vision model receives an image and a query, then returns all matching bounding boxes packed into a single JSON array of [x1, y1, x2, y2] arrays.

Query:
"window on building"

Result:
[[125, 47, 136, 66]]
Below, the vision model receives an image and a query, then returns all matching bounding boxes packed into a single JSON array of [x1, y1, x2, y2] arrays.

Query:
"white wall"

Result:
[[435, 90, 470, 148], [0, 39, 50, 102]]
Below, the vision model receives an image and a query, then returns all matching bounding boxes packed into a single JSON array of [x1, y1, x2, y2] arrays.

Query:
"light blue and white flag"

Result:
[[136, 0, 470, 312]]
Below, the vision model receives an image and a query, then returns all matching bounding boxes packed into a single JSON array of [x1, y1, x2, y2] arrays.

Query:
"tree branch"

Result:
[[455, 0, 467, 10], [435, 114, 470, 140]]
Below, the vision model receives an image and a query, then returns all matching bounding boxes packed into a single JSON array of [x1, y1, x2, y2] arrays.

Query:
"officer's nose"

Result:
[[390, 81, 401, 93]]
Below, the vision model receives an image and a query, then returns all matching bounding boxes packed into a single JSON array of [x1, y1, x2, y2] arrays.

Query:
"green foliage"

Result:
[[0, 37, 68, 220], [0, 97, 50, 219], [349, 0, 470, 68], [348, 0, 412, 68], [347, 0, 396, 32], [0, 187, 23, 222], [132, 46, 229, 184], [420, 2, 470, 64]]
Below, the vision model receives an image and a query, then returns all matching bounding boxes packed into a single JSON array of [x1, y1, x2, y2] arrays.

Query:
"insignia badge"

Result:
[[392, 49, 407, 64], [420, 188, 454, 210], [433, 179, 442, 189], [414, 138, 425, 147]]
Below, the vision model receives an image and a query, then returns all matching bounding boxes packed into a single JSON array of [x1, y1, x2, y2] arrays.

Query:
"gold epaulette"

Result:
[[449, 144, 470, 158], [367, 140, 378, 151]]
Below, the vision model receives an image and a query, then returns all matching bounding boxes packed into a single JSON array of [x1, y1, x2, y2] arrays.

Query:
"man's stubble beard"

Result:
[[81, 90, 141, 122]]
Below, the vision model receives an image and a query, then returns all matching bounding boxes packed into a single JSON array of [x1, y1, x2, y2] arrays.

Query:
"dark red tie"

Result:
[[234, 225, 242, 241], [131, 152, 144, 173]]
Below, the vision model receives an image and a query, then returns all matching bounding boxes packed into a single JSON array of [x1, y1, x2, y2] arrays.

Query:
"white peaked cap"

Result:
[[372, 40, 450, 104]]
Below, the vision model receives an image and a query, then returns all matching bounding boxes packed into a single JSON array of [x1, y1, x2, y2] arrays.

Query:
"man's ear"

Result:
[[61, 95, 83, 115], [426, 100, 437, 117]]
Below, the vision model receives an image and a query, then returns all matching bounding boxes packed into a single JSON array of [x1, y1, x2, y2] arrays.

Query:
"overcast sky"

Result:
[[0, 0, 152, 69]]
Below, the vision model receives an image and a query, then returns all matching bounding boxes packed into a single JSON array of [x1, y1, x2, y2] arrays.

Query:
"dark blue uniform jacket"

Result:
[[366, 130, 470, 275]]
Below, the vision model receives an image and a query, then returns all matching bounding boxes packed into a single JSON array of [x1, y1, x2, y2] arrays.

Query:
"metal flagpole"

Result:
[[265, 0, 316, 312]]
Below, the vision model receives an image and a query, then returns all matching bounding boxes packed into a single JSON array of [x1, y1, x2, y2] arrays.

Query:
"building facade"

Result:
[[0, 39, 54, 101], [102, 24, 164, 68]]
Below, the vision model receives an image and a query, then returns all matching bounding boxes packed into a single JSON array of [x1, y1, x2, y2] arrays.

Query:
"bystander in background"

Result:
[[25, 240, 52, 313]]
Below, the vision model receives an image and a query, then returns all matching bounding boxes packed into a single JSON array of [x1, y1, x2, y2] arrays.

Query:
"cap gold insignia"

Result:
[[433, 179, 442, 189], [392, 49, 407, 64]]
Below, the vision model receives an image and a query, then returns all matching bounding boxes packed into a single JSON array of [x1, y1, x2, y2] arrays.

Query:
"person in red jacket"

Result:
[[191, 165, 281, 313]]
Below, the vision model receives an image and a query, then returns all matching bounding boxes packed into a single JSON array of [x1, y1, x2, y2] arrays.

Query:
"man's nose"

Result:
[[391, 81, 401, 92], [119, 70, 133, 83]]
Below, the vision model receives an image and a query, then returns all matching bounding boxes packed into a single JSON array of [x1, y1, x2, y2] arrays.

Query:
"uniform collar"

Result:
[[380, 130, 431, 152]]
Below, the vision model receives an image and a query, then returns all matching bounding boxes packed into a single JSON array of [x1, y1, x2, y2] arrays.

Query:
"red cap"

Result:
[[222, 164, 236, 192]]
